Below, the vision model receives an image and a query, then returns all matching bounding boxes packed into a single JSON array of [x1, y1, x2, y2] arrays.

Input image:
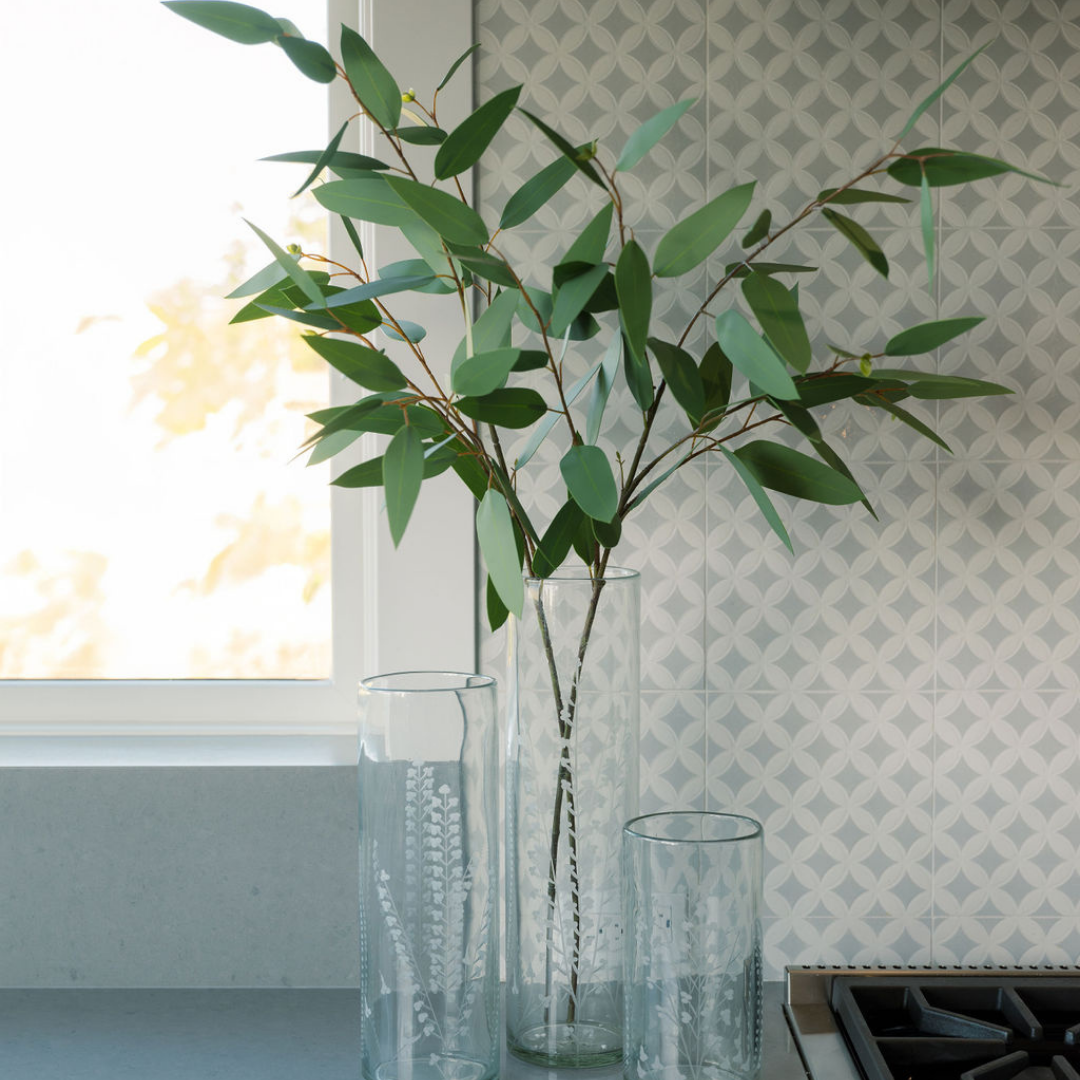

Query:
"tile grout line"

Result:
[[703, 0, 711, 817]]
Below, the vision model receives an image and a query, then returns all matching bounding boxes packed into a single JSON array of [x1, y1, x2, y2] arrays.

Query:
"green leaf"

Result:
[[348, 403, 445, 438], [654, 181, 755, 278], [332, 444, 457, 487], [571, 513, 596, 565], [226, 259, 289, 299], [615, 239, 652, 377], [437, 42, 480, 92], [256, 303, 341, 329], [450, 288, 520, 380], [514, 351, 600, 468], [382, 427, 423, 547], [314, 176, 417, 228], [244, 219, 324, 307], [382, 320, 427, 344], [262, 148, 390, 173], [742, 208, 771, 247], [647, 338, 706, 419], [456, 388, 547, 428], [560, 203, 614, 267], [795, 373, 877, 407], [289, 121, 349, 199], [329, 298, 381, 335], [301, 394, 396, 446], [435, 85, 522, 179], [394, 126, 447, 145], [898, 42, 989, 142], [884, 317, 984, 356], [512, 350, 549, 372], [517, 288, 601, 342], [477, 490, 525, 617], [718, 447, 793, 552], [384, 176, 488, 246], [533, 499, 585, 577], [277, 34, 337, 83], [592, 514, 621, 548], [733, 441, 864, 505], [741, 271, 812, 373], [446, 246, 518, 288], [817, 187, 911, 205], [920, 170, 934, 293], [379, 259, 456, 294], [858, 395, 952, 452], [615, 97, 695, 172], [622, 335, 654, 412], [586, 334, 622, 444], [340, 25, 401, 131], [887, 148, 1057, 188], [518, 108, 604, 187], [486, 576, 510, 632], [340, 215, 365, 260], [452, 347, 522, 396], [307, 427, 363, 466], [821, 208, 888, 278], [906, 376, 1012, 400], [714, 310, 798, 400], [724, 262, 817, 278], [551, 264, 609, 338], [698, 342, 733, 428], [163, 1, 281, 43], [322, 274, 435, 308], [561, 444, 619, 523], [500, 154, 577, 230], [303, 336, 408, 392]]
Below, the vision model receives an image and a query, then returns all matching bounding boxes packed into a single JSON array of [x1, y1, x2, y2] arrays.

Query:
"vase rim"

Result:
[[359, 671, 496, 694], [623, 810, 763, 845], [524, 565, 639, 584]]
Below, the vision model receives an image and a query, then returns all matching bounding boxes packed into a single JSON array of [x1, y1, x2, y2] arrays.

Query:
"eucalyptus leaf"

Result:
[[858, 395, 952, 452], [742, 271, 812, 373], [821, 208, 888, 278], [615, 97, 695, 172], [244, 219, 324, 308], [518, 108, 604, 187], [452, 348, 522, 396], [256, 303, 341, 329], [561, 444, 618, 523], [435, 85, 522, 179], [551, 264, 609, 338], [226, 259, 289, 299], [897, 42, 989, 142], [654, 181, 755, 278], [332, 444, 457, 487], [450, 288, 520, 380], [883, 317, 983, 356], [887, 148, 1056, 188], [277, 34, 337, 83], [714, 310, 798, 400], [734, 441, 864, 505], [446, 246, 518, 288], [592, 514, 621, 548], [457, 388, 547, 428], [340, 25, 401, 131], [263, 148, 391, 173], [586, 334, 622, 445], [718, 447, 793, 552], [308, 427, 363, 466], [163, 1, 281, 44], [322, 274, 436, 308], [532, 499, 585, 577], [616, 239, 652, 373], [698, 341, 733, 427], [906, 376, 1012, 399], [795, 373, 877, 407], [500, 154, 577, 230], [340, 215, 365, 260], [742, 208, 771, 247], [303, 336, 408, 392], [385, 176, 488, 246], [394, 126, 448, 145], [560, 203, 614, 268], [314, 176, 417, 228], [724, 262, 817, 278], [647, 338, 705, 419], [514, 353, 601, 469], [382, 320, 427, 344], [382, 427, 424, 547], [437, 42, 480, 92], [920, 170, 935, 292], [625, 452, 692, 514], [817, 187, 911, 205], [290, 121, 349, 198], [477, 490, 525, 617]]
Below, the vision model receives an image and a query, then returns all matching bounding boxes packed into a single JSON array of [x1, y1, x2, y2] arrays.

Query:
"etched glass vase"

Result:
[[506, 568, 641, 1067], [358, 672, 499, 1080]]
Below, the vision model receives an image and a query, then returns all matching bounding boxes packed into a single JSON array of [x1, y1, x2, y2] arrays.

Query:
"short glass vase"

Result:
[[358, 672, 500, 1080], [622, 811, 764, 1080]]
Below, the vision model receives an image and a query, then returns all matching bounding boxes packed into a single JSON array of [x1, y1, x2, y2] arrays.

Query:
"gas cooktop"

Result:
[[785, 966, 1080, 1080]]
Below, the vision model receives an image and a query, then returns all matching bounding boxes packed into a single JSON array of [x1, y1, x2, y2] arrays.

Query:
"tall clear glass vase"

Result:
[[506, 568, 641, 1068], [358, 672, 499, 1080]]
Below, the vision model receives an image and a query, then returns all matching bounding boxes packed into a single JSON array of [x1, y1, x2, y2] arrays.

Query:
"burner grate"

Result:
[[830, 976, 1080, 1080]]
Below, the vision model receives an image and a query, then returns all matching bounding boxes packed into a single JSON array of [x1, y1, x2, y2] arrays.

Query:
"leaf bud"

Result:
[[401, 88, 416, 103], [286, 243, 302, 255], [859, 355, 873, 377]]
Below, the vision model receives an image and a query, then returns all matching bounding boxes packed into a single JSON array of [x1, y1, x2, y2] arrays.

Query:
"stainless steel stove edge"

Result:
[[782, 964, 1080, 1080]]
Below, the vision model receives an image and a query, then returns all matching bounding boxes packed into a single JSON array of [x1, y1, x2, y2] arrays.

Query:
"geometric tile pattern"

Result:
[[476, 0, 1080, 978]]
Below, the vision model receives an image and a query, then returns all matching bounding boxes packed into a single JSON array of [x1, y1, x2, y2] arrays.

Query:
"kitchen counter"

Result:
[[0, 982, 808, 1079]]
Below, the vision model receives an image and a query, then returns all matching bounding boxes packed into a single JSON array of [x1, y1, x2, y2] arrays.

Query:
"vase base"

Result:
[[373, 1054, 492, 1080], [508, 1021, 623, 1069]]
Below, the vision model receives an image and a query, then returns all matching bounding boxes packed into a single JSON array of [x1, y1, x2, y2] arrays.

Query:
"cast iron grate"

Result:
[[830, 976, 1080, 1080]]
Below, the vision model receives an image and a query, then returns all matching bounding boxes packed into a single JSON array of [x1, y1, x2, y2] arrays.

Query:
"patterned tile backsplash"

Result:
[[474, 0, 1080, 977]]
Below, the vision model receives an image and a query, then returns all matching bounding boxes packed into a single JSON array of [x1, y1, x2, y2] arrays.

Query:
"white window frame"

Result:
[[0, 0, 477, 765]]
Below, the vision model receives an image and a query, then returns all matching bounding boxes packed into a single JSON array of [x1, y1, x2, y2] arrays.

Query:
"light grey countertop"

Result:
[[0, 982, 808, 1079]]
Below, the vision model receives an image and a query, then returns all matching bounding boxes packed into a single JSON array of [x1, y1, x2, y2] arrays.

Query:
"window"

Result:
[[0, 0, 476, 758]]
